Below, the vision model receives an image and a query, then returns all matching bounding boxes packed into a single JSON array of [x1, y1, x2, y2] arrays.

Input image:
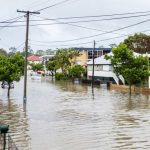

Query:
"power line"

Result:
[[2, 12, 150, 24], [0, 15, 24, 23], [36, 0, 75, 12], [16, 42, 25, 49], [1, 13, 150, 28], [29, 29, 150, 47], [31, 12, 150, 23], [22, 0, 53, 10], [32, 15, 127, 36], [28, 18, 150, 43], [0, 15, 24, 30], [29, 13, 150, 25], [38, 10, 150, 20]]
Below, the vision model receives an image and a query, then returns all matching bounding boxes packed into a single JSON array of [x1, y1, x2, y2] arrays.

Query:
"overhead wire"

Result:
[[29, 13, 150, 24], [28, 17, 150, 43], [36, 0, 75, 12], [37, 10, 150, 20], [0, 15, 24, 31], [32, 14, 127, 37], [2, 12, 150, 25], [29, 29, 150, 48]]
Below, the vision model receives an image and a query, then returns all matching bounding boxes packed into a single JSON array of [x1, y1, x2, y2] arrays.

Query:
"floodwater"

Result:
[[0, 77, 150, 150]]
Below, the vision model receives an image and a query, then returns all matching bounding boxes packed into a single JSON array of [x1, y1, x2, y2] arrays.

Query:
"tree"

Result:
[[45, 49, 54, 55], [30, 63, 44, 72], [0, 48, 7, 56], [46, 58, 59, 78], [36, 50, 45, 56], [55, 48, 80, 74], [0, 52, 24, 97], [124, 33, 150, 54], [9, 47, 17, 53], [106, 43, 149, 94], [68, 65, 85, 78]]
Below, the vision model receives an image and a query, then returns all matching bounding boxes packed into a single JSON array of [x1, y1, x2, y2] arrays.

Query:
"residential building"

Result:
[[87, 53, 125, 84], [73, 47, 111, 67], [27, 55, 42, 64]]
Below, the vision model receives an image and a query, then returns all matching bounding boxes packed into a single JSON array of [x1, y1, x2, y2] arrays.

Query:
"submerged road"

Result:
[[0, 77, 150, 150]]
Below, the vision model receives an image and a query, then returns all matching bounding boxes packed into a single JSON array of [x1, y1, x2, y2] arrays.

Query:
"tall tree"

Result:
[[36, 50, 45, 56], [0, 48, 7, 56], [46, 58, 59, 78], [124, 33, 150, 54], [9, 47, 17, 53], [106, 43, 149, 94], [55, 48, 80, 74], [30, 63, 44, 72], [0, 52, 24, 97]]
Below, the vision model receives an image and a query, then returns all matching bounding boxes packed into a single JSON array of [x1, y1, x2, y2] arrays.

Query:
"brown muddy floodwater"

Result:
[[0, 77, 150, 150]]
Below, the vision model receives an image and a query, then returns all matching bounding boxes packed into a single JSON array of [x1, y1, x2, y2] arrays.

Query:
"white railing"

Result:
[[119, 75, 125, 85]]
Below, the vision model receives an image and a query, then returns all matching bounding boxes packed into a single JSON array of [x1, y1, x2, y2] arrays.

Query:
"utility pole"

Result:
[[17, 10, 40, 102], [92, 40, 96, 89]]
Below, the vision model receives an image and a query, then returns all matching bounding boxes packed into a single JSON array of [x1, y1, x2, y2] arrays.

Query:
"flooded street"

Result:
[[0, 77, 150, 150]]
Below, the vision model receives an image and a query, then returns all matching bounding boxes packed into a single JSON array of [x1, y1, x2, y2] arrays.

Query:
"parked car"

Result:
[[1, 81, 14, 89]]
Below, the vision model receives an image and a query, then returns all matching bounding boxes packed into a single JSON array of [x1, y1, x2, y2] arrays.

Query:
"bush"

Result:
[[68, 65, 85, 78], [55, 72, 68, 80]]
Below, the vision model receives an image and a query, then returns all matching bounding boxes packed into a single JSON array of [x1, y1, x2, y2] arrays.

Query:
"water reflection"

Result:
[[0, 97, 30, 150], [1, 78, 150, 150]]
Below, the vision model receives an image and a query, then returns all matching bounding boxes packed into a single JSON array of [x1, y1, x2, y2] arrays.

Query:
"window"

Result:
[[88, 50, 103, 59]]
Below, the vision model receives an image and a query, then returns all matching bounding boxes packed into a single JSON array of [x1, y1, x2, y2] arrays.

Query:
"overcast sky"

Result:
[[0, 0, 150, 52]]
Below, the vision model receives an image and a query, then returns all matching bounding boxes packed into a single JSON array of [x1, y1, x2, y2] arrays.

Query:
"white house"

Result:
[[87, 53, 125, 84]]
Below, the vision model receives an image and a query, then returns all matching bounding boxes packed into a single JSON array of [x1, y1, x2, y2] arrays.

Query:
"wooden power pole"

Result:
[[17, 10, 40, 102]]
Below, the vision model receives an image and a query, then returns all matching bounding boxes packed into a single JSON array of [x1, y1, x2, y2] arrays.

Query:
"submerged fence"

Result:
[[8, 135, 18, 150], [0, 124, 18, 150], [0, 134, 18, 150]]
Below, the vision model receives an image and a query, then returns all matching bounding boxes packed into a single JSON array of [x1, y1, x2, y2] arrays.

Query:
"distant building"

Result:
[[27, 55, 42, 64], [73, 47, 112, 67], [42, 54, 55, 65]]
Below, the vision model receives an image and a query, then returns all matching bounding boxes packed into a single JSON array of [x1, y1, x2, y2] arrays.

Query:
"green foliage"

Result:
[[30, 63, 44, 71], [36, 50, 45, 56], [0, 52, 24, 97], [55, 48, 80, 74], [106, 43, 149, 88], [46, 58, 59, 76], [124, 33, 150, 54], [9, 47, 17, 53], [0, 48, 7, 56], [55, 72, 68, 80], [68, 65, 85, 78]]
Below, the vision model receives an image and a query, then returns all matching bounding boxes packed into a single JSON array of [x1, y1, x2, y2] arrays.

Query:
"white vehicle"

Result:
[[1, 81, 14, 89], [31, 73, 42, 80]]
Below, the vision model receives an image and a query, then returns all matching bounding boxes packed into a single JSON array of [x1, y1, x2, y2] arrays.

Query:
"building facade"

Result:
[[73, 47, 112, 67]]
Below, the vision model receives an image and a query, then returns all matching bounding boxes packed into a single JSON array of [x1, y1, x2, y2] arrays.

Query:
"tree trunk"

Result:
[[7, 83, 11, 97], [51, 71, 54, 79], [129, 84, 132, 95]]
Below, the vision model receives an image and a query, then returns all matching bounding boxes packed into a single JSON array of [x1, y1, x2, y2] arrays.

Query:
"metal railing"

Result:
[[8, 135, 18, 150], [0, 134, 18, 150]]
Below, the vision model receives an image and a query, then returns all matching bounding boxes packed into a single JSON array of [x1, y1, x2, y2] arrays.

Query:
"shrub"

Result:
[[55, 72, 68, 80]]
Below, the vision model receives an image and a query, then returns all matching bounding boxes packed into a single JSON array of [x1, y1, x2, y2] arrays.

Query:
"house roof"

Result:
[[73, 47, 112, 51], [27, 55, 42, 61]]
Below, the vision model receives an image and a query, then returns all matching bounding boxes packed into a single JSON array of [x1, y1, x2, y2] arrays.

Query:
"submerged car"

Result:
[[1, 81, 14, 89]]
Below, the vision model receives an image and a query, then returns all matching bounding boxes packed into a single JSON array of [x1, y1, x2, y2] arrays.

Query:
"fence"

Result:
[[0, 134, 18, 150], [8, 135, 18, 150]]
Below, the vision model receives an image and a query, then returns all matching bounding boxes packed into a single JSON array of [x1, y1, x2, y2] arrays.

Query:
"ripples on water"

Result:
[[0, 77, 150, 150]]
